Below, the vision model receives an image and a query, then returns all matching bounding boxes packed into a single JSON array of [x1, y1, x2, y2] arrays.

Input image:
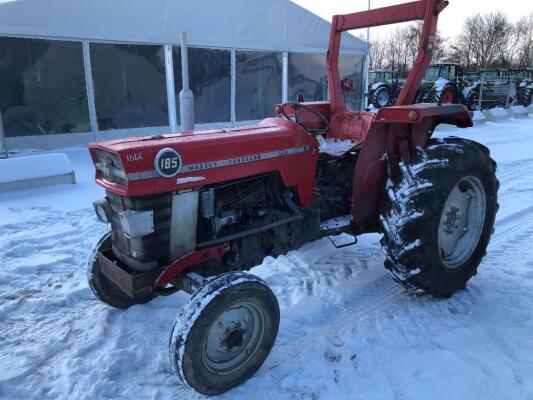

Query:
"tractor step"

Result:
[[328, 233, 357, 249], [320, 214, 351, 235]]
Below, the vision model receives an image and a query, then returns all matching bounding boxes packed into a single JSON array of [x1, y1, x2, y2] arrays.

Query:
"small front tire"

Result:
[[169, 272, 280, 396]]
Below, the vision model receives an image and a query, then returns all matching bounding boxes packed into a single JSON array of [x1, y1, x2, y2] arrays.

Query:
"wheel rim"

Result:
[[377, 90, 389, 107], [202, 301, 265, 375], [442, 90, 454, 103], [438, 176, 486, 269]]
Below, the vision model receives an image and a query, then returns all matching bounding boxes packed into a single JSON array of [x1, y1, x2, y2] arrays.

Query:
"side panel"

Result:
[[169, 190, 199, 260]]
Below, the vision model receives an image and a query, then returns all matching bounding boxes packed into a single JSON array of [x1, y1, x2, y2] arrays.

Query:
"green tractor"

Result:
[[415, 62, 469, 106], [367, 69, 403, 108], [510, 68, 533, 107], [463, 68, 514, 110]]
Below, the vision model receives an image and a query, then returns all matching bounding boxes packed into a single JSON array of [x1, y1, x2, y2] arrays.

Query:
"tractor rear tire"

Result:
[[371, 86, 392, 108], [380, 138, 499, 298], [169, 272, 280, 396], [522, 88, 533, 107], [465, 89, 480, 111], [87, 233, 154, 309]]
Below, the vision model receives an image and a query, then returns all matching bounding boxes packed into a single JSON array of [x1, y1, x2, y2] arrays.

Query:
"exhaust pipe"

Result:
[[179, 32, 194, 131]]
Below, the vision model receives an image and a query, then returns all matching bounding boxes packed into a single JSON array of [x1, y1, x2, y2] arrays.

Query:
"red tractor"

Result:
[[87, 0, 498, 395]]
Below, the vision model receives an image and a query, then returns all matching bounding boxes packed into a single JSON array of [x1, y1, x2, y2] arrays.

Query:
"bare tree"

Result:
[[452, 12, 513, 70], [369, 37, 386, 70], [514, 13, 533, 69]]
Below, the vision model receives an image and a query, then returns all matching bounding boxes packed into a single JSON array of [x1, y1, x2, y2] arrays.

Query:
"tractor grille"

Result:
[[106, 190, 173, 271]]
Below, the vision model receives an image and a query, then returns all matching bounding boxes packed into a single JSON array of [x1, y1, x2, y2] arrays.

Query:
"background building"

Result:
[[0, 0, 368, 150]]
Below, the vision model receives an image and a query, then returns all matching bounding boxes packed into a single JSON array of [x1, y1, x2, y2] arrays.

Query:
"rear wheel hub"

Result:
[[438, 175, 486, 269]]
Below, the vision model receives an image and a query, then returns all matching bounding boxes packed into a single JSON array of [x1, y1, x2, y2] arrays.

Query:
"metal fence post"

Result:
[[478, 77, 484, 111], [505, 74, 513, 109], [0, 112, 7, 159]]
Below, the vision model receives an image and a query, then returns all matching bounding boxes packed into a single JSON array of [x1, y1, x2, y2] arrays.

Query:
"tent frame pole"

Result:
[[82, 41, 98, 141], [282, 52, 288, 103], [231, 48, 236, 125], [165, 44, 179, 132], [0, 112, 7, 159]]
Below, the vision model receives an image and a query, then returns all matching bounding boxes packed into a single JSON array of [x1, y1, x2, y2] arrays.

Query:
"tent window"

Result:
[[90, 43, 168, 131], [236, 51, 282, 121], [174, 47, 231, 124], [339, 55, 365, 111], [288, 53, 327, 103], [0, 37, 89, 137]]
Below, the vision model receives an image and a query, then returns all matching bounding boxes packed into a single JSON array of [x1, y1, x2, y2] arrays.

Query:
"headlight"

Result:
[[93, 198, 111, 224], [94, 150, 128, 185], [118, 210, 154, 238]]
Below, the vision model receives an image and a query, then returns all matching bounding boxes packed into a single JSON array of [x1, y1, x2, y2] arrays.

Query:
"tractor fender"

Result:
[[371, 82, 387, 91], [351, 104, 472, 229], [462, 85, 477, 99], [434, 77, 452, 92]]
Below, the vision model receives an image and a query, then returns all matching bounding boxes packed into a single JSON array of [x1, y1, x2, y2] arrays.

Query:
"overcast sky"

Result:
[[292, 0, 532, 41]]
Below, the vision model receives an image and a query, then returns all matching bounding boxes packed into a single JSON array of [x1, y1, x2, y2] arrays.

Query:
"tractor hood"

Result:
[[88, 118, 319, 199]]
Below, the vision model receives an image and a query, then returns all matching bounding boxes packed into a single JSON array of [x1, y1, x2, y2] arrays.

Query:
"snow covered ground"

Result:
[[1, 117, 533, 400]]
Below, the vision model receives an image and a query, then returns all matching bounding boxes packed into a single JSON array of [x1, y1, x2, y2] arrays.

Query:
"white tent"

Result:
[[0, 0, 367, 54], [0, 0, 368, 151]]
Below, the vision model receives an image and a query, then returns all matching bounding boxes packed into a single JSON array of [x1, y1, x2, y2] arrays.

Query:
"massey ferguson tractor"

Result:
[[87, 0, 498, 395], [514, 68, 533, 107]]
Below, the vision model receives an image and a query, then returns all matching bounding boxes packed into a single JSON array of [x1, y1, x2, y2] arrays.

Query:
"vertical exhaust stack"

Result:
[[179, 32, 194, 131]]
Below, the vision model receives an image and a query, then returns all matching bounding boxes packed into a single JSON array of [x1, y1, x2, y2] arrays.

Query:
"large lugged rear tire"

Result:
[[169, 272, 280, 396], [87, 233, 154, 309], [380, 138, 499, 298]]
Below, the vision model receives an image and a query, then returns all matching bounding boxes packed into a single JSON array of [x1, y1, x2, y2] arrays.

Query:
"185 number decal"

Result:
[[154, 148, 181, 178]]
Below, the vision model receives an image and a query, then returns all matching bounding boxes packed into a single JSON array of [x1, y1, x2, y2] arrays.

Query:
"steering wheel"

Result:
[[279, 102, 330, 136]]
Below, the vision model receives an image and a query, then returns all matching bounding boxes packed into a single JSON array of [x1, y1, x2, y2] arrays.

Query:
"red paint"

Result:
[[154, 244, 228, 288], [89, 118, 319, 205]]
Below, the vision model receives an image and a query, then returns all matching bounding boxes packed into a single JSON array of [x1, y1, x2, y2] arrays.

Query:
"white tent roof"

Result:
[[0, 0, 367, 55]]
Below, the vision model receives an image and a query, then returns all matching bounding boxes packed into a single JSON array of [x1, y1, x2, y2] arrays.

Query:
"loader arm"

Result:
[[326, 0, 448, 114]]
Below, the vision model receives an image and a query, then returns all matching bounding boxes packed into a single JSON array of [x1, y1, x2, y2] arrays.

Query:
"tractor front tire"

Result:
[[430, 85, 457, 104], [169, 272, 280, 396], [87, 233, 154, 309], [371, 86, 392, 108], [380, 138, 499, 298]]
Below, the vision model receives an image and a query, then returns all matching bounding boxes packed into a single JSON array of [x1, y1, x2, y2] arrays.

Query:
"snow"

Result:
[[0, 153, 74, 183], [318, 137, 356, 156], [1, 116, 533, 399]]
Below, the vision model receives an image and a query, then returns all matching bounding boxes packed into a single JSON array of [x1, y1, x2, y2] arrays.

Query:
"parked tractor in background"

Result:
[[415, 62, 468, 106], [367, 69, 402, 108], [512, 68, 533, 107], [86, 0, 498, 396], [463, 68, 514, 110]]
